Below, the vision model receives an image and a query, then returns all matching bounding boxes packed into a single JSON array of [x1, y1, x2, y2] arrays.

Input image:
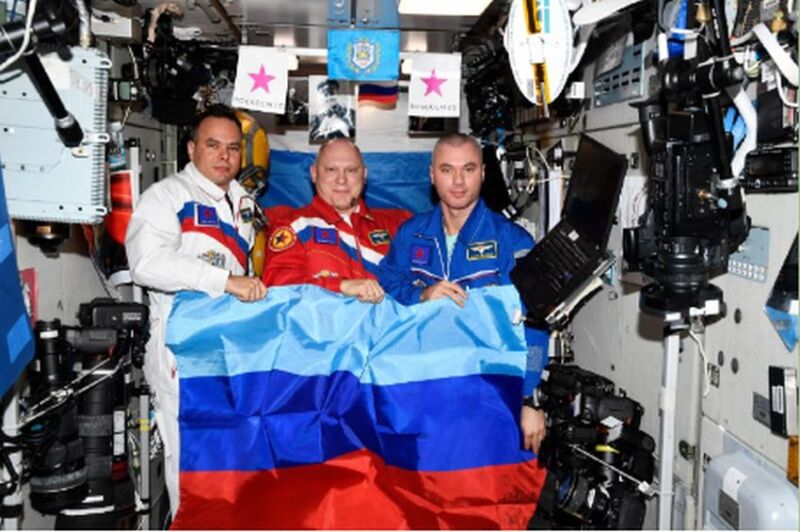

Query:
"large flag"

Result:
[[232, 46, 289, 114], [0, 164, 34, 396], [328, 29, 400, 81], [408, 53, 462, 118], [167, 285, 546, 529]]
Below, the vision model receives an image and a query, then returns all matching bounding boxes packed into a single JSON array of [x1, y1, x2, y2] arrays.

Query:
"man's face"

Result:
[[187, 116, 242, 189], [311, 140, 366, 215], [431, 142, 484, 212]]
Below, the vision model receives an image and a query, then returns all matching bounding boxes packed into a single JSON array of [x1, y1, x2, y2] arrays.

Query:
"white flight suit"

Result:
[[125, 162, 256, 518]]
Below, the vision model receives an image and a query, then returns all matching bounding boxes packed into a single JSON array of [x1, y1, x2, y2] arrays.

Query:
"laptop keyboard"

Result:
[[531, 226, 596, 291]]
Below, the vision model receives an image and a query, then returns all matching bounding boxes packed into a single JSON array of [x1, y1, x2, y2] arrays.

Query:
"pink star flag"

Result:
[[233, 45, 289, 114], [408, 53, 462, 118]]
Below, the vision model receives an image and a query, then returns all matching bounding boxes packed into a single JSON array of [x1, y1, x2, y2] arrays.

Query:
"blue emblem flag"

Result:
[[328, 29, 400, 81]]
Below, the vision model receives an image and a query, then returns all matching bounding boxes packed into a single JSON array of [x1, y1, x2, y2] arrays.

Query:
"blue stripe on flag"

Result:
[[180, 370, 531, 472], [359, 83, 399, 96]]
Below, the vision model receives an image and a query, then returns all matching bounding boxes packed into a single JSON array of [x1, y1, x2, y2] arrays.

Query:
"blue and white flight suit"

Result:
[[378, 198, 548, 397]]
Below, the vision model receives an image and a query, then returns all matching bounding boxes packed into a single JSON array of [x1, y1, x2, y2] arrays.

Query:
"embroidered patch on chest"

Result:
[[196, 205, 219, 226], [197, 250, 226, 268], [269, 226, 296, 252], [368, 230, 391, 246], [466, 241, 498, 261], [240, 207, 254, 224], [410, 244, 431, 266], [314, 227, 338, 244]]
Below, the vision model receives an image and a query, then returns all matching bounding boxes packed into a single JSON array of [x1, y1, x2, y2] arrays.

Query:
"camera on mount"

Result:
[[623, 41, 750, 316], [533, 365, 655, 529], [17, 299, 148, 526], [143, 9, 214, 125], [462, 35, 515, 137]]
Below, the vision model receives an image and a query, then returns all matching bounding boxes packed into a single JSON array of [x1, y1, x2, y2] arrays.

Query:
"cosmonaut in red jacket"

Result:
[[262, 139, 409, 303]]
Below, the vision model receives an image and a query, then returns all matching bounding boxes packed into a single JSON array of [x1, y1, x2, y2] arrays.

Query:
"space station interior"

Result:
[[0, 0, 797, 530]]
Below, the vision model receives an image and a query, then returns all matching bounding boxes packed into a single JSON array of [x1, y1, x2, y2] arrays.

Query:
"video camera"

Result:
[[2, 299, 148, 527], [622, 0, 750, 316], [533, 365, 655, 529]]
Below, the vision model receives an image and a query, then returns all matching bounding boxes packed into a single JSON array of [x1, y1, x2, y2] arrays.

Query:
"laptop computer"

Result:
[[511, 134, 628, 327]]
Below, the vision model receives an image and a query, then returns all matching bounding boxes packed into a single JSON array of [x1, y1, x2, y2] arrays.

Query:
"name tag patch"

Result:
[[410, 244, 431, 266], [466, 241, 498, 261], [369, 230, 391, 246], [314, 227, 338, 244], [196, 205, 219, 226]]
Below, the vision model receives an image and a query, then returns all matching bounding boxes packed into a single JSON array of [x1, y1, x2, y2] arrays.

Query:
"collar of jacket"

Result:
[[185, 162, 244, 202], [311, 196, 374, 225], [418, 198, 489, 244]]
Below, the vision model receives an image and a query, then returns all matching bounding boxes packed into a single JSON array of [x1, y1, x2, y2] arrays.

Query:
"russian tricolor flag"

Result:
[[167, 285, 546, 529], [358, 81, 399, 108]]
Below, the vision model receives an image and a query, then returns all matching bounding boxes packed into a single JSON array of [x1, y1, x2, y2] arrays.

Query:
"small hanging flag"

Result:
[[358, 81, 399, 108], [408, 53, 462, 118], [328, 29, 400, 81], [232, 46, 289, 114]]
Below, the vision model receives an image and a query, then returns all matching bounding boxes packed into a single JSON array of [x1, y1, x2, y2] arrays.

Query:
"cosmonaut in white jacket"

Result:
[[125, 104, 267, 517]]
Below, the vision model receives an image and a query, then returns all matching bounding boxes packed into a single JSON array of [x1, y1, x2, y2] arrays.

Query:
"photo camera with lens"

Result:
[[531, 364, 656, 530], [1, 299, 148, 527]]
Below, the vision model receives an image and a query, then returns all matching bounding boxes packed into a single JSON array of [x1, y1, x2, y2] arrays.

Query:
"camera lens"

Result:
[[26, 404, 89, 514], [26, 322, 90, 514]]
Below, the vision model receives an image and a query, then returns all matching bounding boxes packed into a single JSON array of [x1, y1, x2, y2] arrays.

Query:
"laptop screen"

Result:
[[562, 135, 628, 247]]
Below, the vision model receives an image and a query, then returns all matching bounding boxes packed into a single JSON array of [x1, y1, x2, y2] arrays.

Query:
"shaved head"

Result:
[[432, 133, 483, 165], [315, 138, 364, 167]]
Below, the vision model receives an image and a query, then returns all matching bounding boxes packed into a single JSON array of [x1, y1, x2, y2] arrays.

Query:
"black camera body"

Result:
[[624, 98, 750, 315], [535, 365, 655, 529], [20, 299, 148, 524]]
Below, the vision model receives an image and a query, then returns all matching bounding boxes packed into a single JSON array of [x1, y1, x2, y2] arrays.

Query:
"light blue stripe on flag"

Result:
[[167, 285, 527, 384], [6, 313, 32, 363], [328, 29, 400, 81]]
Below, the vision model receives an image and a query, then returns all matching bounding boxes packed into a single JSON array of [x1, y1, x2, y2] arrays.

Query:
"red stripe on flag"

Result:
[[358, 94, 399, 103], [180, 219, 247, 268], [172, 449, 547, 530]]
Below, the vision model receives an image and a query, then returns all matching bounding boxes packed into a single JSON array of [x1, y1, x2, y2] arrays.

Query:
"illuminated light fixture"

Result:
[[398, 0, 492, 16]]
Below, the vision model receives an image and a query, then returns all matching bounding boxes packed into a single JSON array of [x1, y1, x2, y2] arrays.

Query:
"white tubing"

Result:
[[727, 86, 757, 179], [752, 23, 798, 86]]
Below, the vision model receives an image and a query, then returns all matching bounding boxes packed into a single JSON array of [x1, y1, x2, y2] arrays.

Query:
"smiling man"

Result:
[[125, 104, 267, 517], [262, 138, 409, 303], [378, 133, 549, 454]]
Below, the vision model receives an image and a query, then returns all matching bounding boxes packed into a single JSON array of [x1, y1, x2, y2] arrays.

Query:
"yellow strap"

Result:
[[595, 444, 620, 454], [522, 0, 552, 105]]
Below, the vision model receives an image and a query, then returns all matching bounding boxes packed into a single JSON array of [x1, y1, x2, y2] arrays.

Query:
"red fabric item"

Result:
[[171, 448, 547, 530], [106, 171, 134, 244], [262, 197, 410, 292]]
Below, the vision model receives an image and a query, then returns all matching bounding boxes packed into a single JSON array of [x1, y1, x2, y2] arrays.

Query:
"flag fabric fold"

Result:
[[167, 285, 546, 529]]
